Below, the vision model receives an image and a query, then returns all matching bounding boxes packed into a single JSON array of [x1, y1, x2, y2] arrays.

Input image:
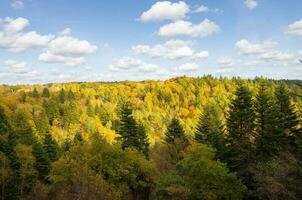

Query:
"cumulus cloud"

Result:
[[244, 0, 258, 10], [216, 56, 235, 66], [195, 5, 209, 13], [39, 30, 97, 66], [235, 39, 277, 55], [158, 19, 220, 37], [177, 63, 200, 71], [4, 59, 33, 74], [139, 1, 189, 22], [286, 19, 302, 37], [259, 50, 294, 61], [11, 1, 24, 10], [109, 57, 160, 73], [132, 40, 209, 60], [58, 28, 72, 36], [236, 39, 295, 63], [0, 17, 53, 52]]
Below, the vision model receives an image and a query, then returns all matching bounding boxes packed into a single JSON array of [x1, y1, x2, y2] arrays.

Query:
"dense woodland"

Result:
[[0, 76, 302, 200]]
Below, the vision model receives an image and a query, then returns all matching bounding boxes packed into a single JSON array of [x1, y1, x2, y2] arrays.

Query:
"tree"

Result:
[[0, 106, 21, 200], [157, 145, 246, 200], [164, 118, 189, 163], [41, 88, 50, 98], [226, 84, 255, 173], [43, 99, 60, 125], [254, 82, 281, 160], [195, 104, 225, 159], [32, 141, 50, 183], [67, 89, 75, 100], [275, 83, 302, 152], [118, 101, 149, 158], [43, 133, 59, 162], [34, 109, 50, 135], [14, 107, 35, 146], [58, 88, 66, 103], [32, 88, 39, 98], [62, 101, 80, 128]]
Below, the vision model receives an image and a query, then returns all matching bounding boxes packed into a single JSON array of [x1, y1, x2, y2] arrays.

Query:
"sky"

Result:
[[0, 0, 302, 84]]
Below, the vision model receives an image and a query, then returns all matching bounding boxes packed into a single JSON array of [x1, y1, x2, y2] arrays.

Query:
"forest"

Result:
[[0, 76, 302, 200]]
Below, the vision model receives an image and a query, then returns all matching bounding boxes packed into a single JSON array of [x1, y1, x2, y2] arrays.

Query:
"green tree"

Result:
[[67, 89, 75, 100], [164, 118, 189, 164], [195, 104, 225, 159], [275, 83, 302, 152], [157, 145, 246, 200], [43, 133, 59, 162], [58, 88, 66, 103], [118, 101, 149, 158], [32, 88, 39, 98], [41, 88, 50, 98], [0, 106, 21, 200], [14, 108, 35, 145], [226, 84, 255, 173], [254, 82, 281, 160], [34, 109, 50, 135], [32, 141, 50, 183], [43, 99, 60, 125]]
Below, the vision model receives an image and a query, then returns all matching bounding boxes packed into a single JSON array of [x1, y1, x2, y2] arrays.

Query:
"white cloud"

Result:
[[4, 59, 33, 74], [177, 63, 200, 71], [235, 39, 277, 55], [216, 67, 234, 74], [286, 19, 302, 37], [259, 50, 294, 61], [109, 57, 142, 70], [39, 32, 97, 66], [140, 1, 189, 22], [236, 39, 296, 64], [158, 19, 220, 37], [299, 50, 302, 55], [4, 60, 26, 68], [2, 17, 29, 33], [132, 40, 209, 60], [216, 56, 235, 66], [38, 52, 86, 66], [45, 36, 97, 57], [58, 28, 72, 36], [195, 5, 209, 13], [244, 0, 258, 10], [0, 17, 53, 52], [109, 57, 160, 73], [11, 1, 24, 10]]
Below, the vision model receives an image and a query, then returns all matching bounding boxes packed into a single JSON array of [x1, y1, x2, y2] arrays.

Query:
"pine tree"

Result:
[[34, 109, 50, 135], [165, 118, 187, 144], [87, 102, 94, 117], [74, 131, 84, 143], [0, 106, 21, 200], [42, 88, 50, 98], [43, 99, 60, 125], [275, 83, 302, 151], [32, 88, 39, 98], [164, 117, 189, 163], [254, 82, 281, 159], [118, 101, 149, 158], [43, 133, 59, 162], [226, 84, 255, 173], [14, 108, 35, 145], [58, 88, 66, 103], [94, 104, 100, 116], [32, 140, 50, 183], [67, 89, 75, 100], [195, 104, 225, 159]]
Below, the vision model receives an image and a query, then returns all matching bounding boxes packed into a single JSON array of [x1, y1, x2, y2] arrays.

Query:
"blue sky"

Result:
[[0, 0, 302, 84]]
